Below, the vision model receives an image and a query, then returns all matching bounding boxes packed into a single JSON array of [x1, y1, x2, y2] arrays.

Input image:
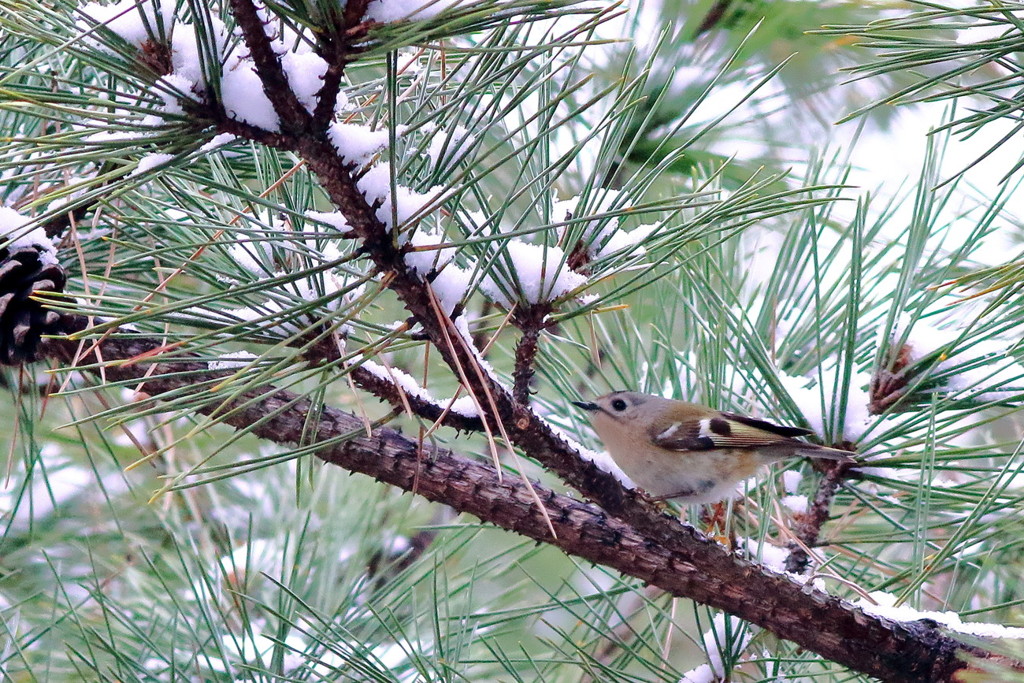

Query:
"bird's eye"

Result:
[[610, 398, 628, 411]]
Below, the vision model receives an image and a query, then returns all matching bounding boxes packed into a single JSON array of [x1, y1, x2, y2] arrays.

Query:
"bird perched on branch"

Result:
[[573, 391, 854, 504]]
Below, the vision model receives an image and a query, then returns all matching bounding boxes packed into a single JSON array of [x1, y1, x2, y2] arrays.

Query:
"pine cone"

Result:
[[0, 245, 69, 365]]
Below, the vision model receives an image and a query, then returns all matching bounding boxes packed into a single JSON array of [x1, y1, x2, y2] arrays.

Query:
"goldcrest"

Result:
[[573, 391, 854, 503]]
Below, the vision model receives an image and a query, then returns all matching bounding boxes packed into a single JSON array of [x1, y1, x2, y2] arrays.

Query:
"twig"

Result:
[[695, 0, 734, 36], [229, 0, 313, 133], [511, 304, 550, 405], [37, 162, 123, 240], [349, 363, 484, 432], [310, 0, 371, 129], [784, 459, 853, 575], [366, 507, 450, 586]]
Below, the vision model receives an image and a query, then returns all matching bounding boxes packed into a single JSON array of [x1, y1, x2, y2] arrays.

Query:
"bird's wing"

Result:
[[650, 412, 813, 451]]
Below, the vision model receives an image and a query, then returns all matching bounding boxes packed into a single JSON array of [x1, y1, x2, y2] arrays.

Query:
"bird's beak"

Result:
[[572, 400, 599, 412]]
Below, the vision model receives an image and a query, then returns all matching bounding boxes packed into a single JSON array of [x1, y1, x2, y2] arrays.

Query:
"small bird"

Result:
[[573, 391, 854, 504]]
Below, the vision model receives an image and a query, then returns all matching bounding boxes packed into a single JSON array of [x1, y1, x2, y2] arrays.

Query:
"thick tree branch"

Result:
[[37, 322, 1016, 683]]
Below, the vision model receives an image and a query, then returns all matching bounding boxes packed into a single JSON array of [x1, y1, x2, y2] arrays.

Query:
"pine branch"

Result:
[[37, 319, 1020, 682]]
